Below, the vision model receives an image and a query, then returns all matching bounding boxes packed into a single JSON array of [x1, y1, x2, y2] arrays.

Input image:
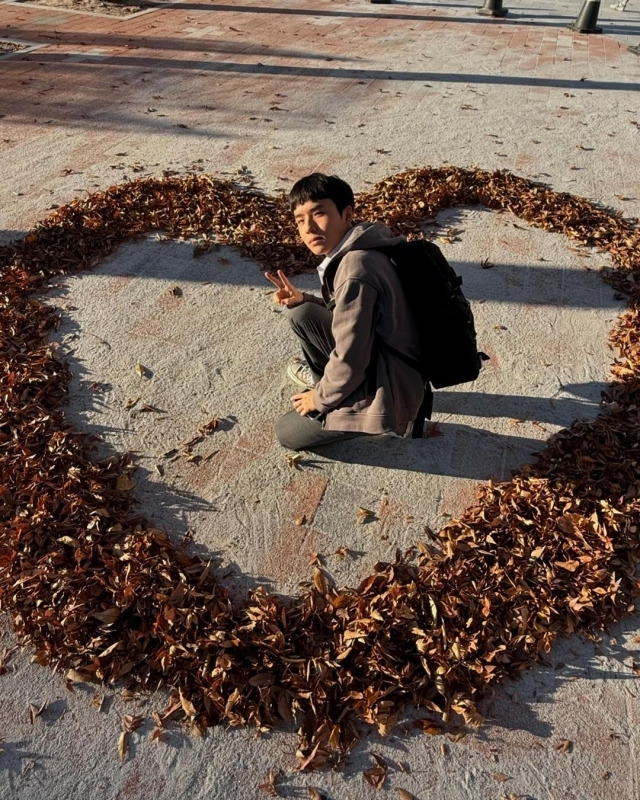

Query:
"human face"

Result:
[[293, 198, 353, 256]]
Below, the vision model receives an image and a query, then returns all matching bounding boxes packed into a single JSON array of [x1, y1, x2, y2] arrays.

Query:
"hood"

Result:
[[329, 221, 405, 262], [319, 221, 407, 301]]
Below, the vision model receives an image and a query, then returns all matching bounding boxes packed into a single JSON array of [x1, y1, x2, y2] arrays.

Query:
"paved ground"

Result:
[[1, 0, 640, 799]]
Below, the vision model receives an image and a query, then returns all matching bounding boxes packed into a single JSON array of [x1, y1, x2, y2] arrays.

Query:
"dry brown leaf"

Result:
[[28, 701, 46, 724], [363, 763, 387, 789], [258, 769, 282, 796], [117, 731, 129, 762], [179, 689, 197, 719], [554, 738, 573, 753], [123, 714, 144, 733], [356, 507, 376, 524], [65, 669, 93, 685], [313, 568, 328, 595], [424, 422, 444, 438], [116, 473, 135, 491], [93, 607, 121, 624], [91, 693, 105, 712], [415, 718, 443, 735]]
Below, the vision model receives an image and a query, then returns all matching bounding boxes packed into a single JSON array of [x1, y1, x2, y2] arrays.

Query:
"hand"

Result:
[[292, 390, 318, 416], [265, 269, 304, 308]]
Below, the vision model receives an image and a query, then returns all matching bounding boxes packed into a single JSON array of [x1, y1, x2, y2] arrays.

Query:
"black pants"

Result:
[[275, 303, 370, 451]]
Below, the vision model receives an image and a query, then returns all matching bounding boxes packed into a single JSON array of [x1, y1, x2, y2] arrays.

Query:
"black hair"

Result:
[[288, 173, 355, 214]]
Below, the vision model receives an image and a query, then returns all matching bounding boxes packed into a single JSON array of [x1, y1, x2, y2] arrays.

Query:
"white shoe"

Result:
[[610, 3, 627, 10], [286, 358, 316, 389]]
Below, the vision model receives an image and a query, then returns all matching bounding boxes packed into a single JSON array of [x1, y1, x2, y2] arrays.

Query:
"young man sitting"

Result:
[[266, 173, 427, 451]]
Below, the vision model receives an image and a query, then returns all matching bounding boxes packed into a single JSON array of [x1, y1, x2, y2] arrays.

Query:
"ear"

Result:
[[342, 205, 354, 225]]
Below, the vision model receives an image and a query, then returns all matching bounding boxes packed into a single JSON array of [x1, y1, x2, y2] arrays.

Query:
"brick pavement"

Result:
[[1, 0, 639, 237]]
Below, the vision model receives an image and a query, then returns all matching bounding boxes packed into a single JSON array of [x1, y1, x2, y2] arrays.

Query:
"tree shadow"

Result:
[[42, 225, 626, 313], [478, 615, 640, 741], [0, 739, 50, 796], [20, 52, 640, 95], [435, 384, 607, 427]]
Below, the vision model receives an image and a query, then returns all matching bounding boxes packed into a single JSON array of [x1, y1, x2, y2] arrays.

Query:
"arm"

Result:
[[301, 291, 326, 307], [313, 277, 378, 413]]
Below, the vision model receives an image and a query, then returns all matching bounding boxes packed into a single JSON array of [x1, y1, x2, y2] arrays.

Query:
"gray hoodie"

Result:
[[304, 222, 425, 435]]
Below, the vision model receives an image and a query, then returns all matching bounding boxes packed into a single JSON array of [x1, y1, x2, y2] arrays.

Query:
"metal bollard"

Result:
[[477, 0, 508, 17], [569, 0, 602, 33]]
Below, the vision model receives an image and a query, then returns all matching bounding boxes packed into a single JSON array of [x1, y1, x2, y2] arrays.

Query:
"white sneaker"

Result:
[[286, 358, 316, 389], [610, 3, 627, 10]]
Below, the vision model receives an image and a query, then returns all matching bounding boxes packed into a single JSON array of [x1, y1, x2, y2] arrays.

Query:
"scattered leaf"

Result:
[[364, 753, 388, 789], [554, 738, 573, 752], [356, 507, 376, 524], [91, 693, 105, 712], [286, 453, 303, 469], [28, 701, 46, 725], [424, 422, 444, 438], [258, 769, 282, 796], [123, 714, 144, 733], [117, 731, 129, 762]]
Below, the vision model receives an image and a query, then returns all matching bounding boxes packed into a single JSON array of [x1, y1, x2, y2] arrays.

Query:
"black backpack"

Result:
[[375, 239, 488, 390], [324, 239, 487, 438]]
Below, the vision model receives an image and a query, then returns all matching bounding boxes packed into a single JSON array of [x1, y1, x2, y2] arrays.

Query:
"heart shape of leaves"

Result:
[[1, 167, 639, 766]]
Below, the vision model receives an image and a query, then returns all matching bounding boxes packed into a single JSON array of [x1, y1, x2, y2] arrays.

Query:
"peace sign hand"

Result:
[[265, 270, 304, 308]]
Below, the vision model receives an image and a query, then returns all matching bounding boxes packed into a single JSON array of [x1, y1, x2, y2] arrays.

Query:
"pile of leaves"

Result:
[[1, 167, 640, 768]]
